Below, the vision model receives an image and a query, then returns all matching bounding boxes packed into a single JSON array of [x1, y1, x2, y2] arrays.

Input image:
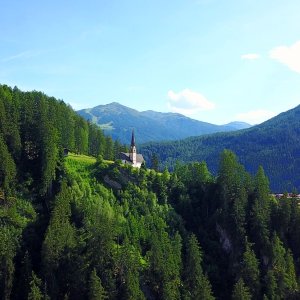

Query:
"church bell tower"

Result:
[[130, 130, 137, 165]]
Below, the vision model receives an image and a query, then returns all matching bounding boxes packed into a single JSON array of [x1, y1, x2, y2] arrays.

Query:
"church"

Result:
[[120, 130, 145, 168]]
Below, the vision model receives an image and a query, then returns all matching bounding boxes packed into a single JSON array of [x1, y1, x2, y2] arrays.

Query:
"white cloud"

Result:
[[270, 41, 300, 74], [241, 53, 261, 60], [167, 88, 215, 115], [235, 109, 277, 125], [1, 50, 37, 62]]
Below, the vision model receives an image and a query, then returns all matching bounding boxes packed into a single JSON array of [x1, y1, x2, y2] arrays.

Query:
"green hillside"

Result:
[[140, 104, 300, 192], [2, 84, 300, 300]]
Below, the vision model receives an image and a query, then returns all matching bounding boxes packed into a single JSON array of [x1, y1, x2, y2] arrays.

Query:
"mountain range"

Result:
[[77, 102, 251, 144], [140, 104, 300, 192]]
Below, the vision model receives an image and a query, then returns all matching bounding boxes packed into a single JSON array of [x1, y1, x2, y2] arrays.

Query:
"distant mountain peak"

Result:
[[224, 121, 252, 130], [78, 102, 251, 144]]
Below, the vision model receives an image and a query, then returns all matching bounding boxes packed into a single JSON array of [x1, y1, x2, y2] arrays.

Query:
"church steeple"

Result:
[[130, 129, 137, 164], [131, 129, 136, 147]]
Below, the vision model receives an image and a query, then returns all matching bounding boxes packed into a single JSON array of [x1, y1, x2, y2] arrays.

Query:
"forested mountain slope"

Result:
[[140, 105, 300, 192], [1, 84, 300, 300], [77, 102, 251, 143]]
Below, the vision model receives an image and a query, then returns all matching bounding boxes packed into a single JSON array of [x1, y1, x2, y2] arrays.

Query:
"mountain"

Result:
[[140, 105, 300, 192], [77, 102, 251, 144], [223, 121, 252, 130]]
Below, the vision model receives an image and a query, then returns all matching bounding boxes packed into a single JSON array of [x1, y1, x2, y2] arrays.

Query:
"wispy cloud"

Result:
[[167, 88, 215, 115], [235, 109, 276, 125], [1, 50, 38, 63], [270, 40, 300, 74], [241, 53, 261, 60]]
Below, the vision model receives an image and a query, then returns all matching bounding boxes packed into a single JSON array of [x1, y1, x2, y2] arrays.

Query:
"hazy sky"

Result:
[[1, 0, 300, 124]]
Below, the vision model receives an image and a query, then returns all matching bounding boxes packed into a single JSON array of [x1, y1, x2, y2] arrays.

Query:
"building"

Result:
[[120, 130, 145, 168]]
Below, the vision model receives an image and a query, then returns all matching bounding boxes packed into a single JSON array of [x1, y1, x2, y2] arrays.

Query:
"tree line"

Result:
[[0, 84, 126, 197]]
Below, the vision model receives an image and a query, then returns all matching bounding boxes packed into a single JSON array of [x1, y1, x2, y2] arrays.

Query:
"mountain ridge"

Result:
[[140, 104, 300, 192], [77, 102, 252, 144]]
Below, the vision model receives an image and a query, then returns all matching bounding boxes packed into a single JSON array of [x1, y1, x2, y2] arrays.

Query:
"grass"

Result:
[[67, 153, 97, 165], [65, 153, 114, 178], [65, 153, 97, 179]]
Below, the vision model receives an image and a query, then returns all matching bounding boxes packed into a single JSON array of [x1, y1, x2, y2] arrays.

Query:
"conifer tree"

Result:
[[28, 271, 43, 300], [268, 233, 298, 298], [250, 166, 271, 251], [232, 278, 251, 300], [240, 240, 260, 297], [88, 269, 108, 300], [0, 227, 16, 300], [284, 249, 298, 295], [117, 238, 145, 300], [184, 234, 214, 300], [265, 270, 277, 300], [0, 134, 16, 194]]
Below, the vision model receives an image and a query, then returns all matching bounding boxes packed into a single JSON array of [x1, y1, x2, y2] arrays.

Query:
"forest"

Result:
[[140, 105, 300, 193], [1, 84, 300, 299]]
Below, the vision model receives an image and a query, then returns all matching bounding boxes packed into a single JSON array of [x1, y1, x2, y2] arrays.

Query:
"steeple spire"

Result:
[[131, 129, 136, 147], [130, 129, 137, 164]]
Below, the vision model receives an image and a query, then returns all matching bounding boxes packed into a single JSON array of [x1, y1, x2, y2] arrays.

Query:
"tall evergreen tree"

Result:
[[184, 234, 214, 300], [28, 272, 43, 300], [88, 269, 108, 300], [232, 278, 251, 300], [0, 134, 16, 194], [240, 240, 260, 298]]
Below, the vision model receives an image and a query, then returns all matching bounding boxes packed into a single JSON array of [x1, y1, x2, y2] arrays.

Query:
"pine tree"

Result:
[[88, 269, 108, 300], [42, 181, 76, 298], [28, 271, 43, 300], [0, 227, 16, 300], [184, 234, 214, 300], [232, 278, 251, 300], [0, 134, 16, 194], [104, 136, 114, 161], [241, 240, 260, 297], [284, 250, 298, 296], [117, 238, 145, 300], [268, 233, 298, 299], [147, 230, 182, 300], [265, 270, 277, 300]]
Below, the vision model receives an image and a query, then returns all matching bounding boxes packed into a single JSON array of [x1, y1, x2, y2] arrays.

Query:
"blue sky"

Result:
[[1, 0, 300, 124]]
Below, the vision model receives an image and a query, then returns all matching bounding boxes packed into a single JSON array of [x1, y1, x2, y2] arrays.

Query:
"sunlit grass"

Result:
[[67, 153, 96, 165], [65, 153, 114, 178]]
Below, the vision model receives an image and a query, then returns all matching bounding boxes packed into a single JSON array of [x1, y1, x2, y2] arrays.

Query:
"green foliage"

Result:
[[0, 134, 16, 193], [2, 84, 300, 300], [240, 240, 260, 297], [43, 181, 76, 268], [28, 271, 43, 300], [141, 104, 300, 192], [267, 234, 298, 299], [184, 234, 214, 300], [232, 278, 251, 300], [88, 269, 108, 300], [0, 84, 124, 197], [0, 195, 36, 300]]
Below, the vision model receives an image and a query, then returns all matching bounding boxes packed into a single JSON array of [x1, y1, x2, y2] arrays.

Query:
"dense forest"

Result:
[[140, 105, 300, 192], [1, 84, 300, 299]]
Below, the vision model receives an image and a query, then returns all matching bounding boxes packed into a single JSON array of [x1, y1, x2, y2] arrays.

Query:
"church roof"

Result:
[[120, 152, 144, 163]]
